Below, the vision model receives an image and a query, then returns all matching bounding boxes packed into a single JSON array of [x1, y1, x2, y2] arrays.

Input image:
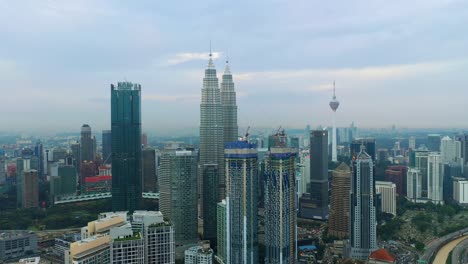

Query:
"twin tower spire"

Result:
[[199, 49, 238, 243]]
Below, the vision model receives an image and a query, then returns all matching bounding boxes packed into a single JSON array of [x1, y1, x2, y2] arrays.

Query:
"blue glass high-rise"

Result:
[[111, 82, 142, 212]]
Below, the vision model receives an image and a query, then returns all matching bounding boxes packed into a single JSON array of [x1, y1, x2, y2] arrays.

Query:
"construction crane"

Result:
[[244, 126, 250, 141]]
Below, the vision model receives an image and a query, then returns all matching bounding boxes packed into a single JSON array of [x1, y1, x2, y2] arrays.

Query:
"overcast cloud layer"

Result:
[[1, 0, 467, 135]]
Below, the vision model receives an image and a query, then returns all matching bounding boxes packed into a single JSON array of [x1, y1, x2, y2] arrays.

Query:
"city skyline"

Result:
[[1, 1, 468, 134]]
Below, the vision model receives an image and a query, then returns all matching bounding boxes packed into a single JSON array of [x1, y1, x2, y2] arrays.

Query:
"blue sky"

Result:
[[1, 0, 467, 135]]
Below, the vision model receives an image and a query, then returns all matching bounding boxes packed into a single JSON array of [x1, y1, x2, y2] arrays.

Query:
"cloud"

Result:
[[167, 52, 222, 65]]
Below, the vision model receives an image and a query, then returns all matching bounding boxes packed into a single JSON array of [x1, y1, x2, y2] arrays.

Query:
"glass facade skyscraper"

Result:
[[102, 130, 112, 164], [349, 146, 377, 260], [309, 130, 329, 219], [221, 61, 238, 144], [111, 81, 142, 212], [264, 146, 297, 264], [224, 141, 258, 264], [199, 54, 224, 243]]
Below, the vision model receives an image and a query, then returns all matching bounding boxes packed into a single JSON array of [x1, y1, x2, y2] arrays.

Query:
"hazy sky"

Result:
[[1, 0, 468, 136]]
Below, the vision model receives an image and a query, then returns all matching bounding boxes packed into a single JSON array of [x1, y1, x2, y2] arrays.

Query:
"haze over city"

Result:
[[1, 0, 468, 135]]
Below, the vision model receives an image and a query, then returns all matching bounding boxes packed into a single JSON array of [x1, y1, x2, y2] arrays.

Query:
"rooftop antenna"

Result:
[[333, 80, 336, 98], [209, 40, 212, 57]]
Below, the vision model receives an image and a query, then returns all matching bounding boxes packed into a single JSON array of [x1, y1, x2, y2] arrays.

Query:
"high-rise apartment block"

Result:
[[111, 81, 142, 212], [69, 211, 174, 264], [375, 181, 396, 216], [224, 141, 258, 263], [427, 134, 441, 152], [427, 153, 444, 204], [349, 147, 377, 260], [328, 163, 351, 239], [185, 242, 214, 264], [159, 147, 198, 245], [264, 146, 297, 264]]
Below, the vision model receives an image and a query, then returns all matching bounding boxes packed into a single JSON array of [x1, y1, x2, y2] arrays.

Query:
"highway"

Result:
[[451, 237, 468, 264], [432, 235, 468, 263], [421, 227, 468, 262]]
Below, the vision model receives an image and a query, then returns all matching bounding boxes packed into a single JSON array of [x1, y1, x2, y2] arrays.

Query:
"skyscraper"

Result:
[[407, 168, 422, 202], [349, 146, 377, 260], [427, 153, 444, 204], [142, 148, 157, 193], [111, 81, 142, 212], [221, 60, 238, 144], [328, 162, 351, 239], [427, 134, 441, 152], [22, 170, 38, 209], [441, 136, 462, 163], [200, 52, 224, 242], [225, 141, 258, 263], [309, 130, 329, 219], [351, 138, 376, 161], [102, 130, 112, 164], [80, 124, 96, 163], [159, 147, 198, 245], [329, 82, 340, 162], [264, 146, 297, 264], [216, 200, 227, 264]]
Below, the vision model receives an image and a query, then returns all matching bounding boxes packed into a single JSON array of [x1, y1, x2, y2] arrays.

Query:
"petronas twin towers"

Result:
[[200, 52, 238, 243]]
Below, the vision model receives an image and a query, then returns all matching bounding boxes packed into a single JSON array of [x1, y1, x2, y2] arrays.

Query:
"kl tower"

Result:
[[329, 81, 340, 162]]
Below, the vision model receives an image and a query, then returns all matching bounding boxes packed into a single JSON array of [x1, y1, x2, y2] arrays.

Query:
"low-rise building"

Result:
[[184, 241, 213, 264], [0, 231, 37, 261]]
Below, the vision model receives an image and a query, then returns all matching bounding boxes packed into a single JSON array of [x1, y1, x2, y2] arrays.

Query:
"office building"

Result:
[[216, 200, 227, 264], [375, 181, 396, 216], [185, 242, 213, 264], [351, 138, 376, 161], [111, 81, 142, 212], [34, 142, 44, 181], [264, 146, 297, 264], [414, 150, 429, 198], [58, 165, 77, 195], [102, 130, 112, 164], [427, 153, 444, 204], [22, 170, 38, 209], [384, 166, 407, 196], [81, 124, 96, 163], [224, 141, 258, 263], [328, 163, 351, 239], [298, 150, 310, 196], [84, 175, 112, 193], [329, 82, 340, 162], [349, 147, 377, 260], [0, 232, 38, 261], [427, 134, 441, 152], [159, 147, 198, 245], [221, 60, 238, 144], [409, 137, 416, 150], [16, 157, 38, 207], [441, 136, 462, 163], [453, 178, 468, 205], [142, 148, 157, 193], [80, 161, 96, 192], [142, 133, 148, 147], [308, 130, 329, 219], [199, 52, 224, 242]]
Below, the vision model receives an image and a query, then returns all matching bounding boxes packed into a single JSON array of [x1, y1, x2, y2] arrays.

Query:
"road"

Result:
[[451, 237, 468, 264], [421, 227, 468, 262], [432, 235, 468, 264]]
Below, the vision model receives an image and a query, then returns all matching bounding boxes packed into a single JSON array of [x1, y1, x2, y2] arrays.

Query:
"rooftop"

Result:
[[369, 248, 395, 262]]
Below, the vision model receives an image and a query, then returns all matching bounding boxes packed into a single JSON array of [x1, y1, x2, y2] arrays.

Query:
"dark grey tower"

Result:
[[349, 146, 377, 260], [80, 124, 95, 163], [309, 130, 329, 219], [111, 82, 142, 212], [199, 52, 224, 244]]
